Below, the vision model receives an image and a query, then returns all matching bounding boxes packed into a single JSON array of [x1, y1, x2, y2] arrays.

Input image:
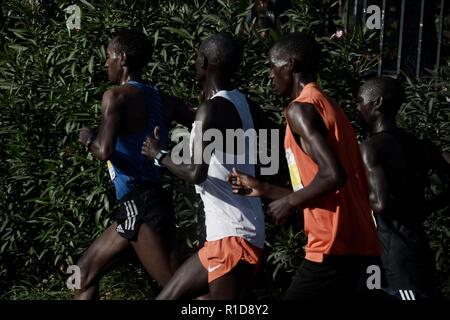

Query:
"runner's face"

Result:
[[105, 43, 121, 84], [269, 50, 291, 98], [357, 89, 375, 126]]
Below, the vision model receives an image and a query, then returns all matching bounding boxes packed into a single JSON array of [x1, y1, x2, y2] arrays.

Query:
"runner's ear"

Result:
[[120, 51, 127, 67], [154, 126, 160, 140], [373, 96, 384, 112]]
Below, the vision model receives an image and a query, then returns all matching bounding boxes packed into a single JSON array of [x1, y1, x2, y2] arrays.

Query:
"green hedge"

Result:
[[0, 0, 449, 299]]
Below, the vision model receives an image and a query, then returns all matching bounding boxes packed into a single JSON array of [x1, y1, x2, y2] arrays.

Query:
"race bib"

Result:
[[107, 160, 116, 181], [285, 148, 303, 191]]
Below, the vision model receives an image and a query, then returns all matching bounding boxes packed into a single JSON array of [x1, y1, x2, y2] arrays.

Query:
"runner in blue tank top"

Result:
[[76, 29, 194, 299], [110, 80, 168, 201]]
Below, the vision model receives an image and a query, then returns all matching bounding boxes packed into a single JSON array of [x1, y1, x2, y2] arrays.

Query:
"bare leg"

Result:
[[130, 223, 177, 287], [169, 246, 181, 274], [156, 253, 209, 300], [74, 223, 129, 300], [209, 261, 254, 300]]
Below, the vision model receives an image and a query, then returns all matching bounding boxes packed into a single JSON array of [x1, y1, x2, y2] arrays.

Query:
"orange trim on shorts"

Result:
[[198, 236, 262, 284]]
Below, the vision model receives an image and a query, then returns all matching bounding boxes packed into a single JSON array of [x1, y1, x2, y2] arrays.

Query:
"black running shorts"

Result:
[[114, 186, 175, 243]]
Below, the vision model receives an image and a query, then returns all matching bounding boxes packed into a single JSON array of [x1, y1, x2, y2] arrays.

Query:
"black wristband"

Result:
[[154, 150, 169, 167]]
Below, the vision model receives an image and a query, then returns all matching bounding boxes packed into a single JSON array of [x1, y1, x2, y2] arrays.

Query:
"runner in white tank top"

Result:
[[142, 33, 265, 300], [190, 89, 265, 249]]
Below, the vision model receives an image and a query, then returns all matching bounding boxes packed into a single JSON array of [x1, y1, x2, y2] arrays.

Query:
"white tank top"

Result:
[[189, 89, 265, 248]]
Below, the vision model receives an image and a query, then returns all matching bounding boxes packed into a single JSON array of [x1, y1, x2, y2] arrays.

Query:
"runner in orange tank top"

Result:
[[229, 32, 381, 300]]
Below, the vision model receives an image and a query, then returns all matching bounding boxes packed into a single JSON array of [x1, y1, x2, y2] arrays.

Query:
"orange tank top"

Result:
[[284, 82, 380, 262]]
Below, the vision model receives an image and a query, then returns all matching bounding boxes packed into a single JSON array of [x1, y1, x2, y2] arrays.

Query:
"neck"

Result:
[[291, 73, 315, 99], [371, 116, 397, 134], [119, 69, 141, 85], [201, 74, 232, 100]]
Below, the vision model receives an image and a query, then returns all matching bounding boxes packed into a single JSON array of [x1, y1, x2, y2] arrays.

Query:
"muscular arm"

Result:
[[230, 103, 347, 203], [82, 90, 122, 161], [162, 94, 195, 128], [279, 103, 348, 209], [360, 141, 391, 215], [256, 182, 292, 201], [240, 103, 348, 225], [143, 101, 213, 184]]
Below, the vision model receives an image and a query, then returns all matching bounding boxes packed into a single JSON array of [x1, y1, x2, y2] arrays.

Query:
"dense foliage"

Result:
[[0, 0, 448, 299]]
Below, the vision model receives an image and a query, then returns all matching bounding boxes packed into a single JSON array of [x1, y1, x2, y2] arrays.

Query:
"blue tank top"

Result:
[[108, 80, 168, 201]]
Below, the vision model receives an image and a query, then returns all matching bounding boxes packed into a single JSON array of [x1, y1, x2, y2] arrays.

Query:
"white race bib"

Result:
[[107, 160, 116, 181]]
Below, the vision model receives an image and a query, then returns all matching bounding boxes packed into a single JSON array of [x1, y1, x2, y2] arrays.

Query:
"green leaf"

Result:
[[88, 56, 94, 74], [162, 27, 192, 39], [80, 0, 96, 11], [8, 44, 28, 51]]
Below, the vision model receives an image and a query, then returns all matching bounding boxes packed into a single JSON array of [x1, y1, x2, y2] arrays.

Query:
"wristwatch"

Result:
[[154, 149, 169, 167]]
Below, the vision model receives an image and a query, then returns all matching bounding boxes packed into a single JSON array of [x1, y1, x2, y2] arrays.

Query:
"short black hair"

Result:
[[110, 29, 152, 71], [270, 32, 321, 74], [199, 32, 242, 74], [360, 77, 405, 115]]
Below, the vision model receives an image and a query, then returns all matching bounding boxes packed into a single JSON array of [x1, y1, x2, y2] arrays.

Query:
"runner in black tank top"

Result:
[[358, 77, 449, 300]]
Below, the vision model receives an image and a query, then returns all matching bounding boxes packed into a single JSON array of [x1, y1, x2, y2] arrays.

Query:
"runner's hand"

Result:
[[227, 167, 265, 197], [141, 126, 161, 160], [267, 197, 294, 225], [79, 127, 95, 146]]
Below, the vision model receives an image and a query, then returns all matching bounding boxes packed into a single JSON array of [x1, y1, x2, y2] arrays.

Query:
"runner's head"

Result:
[[269, 32, 320, 97], [196, 32, 243, 82], [357, 76, 405, 126], [106, 29, 152, 84]]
